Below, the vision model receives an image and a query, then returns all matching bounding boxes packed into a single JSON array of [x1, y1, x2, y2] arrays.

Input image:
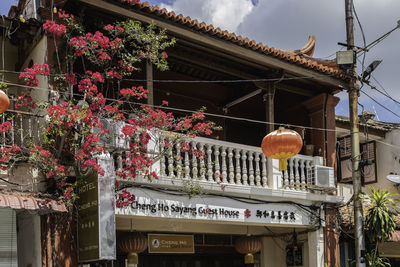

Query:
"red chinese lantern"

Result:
[[119, 232, 148, 265], [0, 90, 9, 114], [235, 236, 262, 264], [261, 127, 303, 171]]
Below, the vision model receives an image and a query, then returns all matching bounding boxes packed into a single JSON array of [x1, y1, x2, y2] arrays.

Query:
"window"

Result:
[[337, 136, 377, 184]]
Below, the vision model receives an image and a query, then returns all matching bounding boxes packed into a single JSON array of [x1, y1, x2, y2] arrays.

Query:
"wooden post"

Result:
[[262, 83, 275, 134], [146, 60, 154, 106], [257, 82, 276, 189]]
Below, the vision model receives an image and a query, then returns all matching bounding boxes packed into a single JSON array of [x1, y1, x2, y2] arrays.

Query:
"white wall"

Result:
[[370, 130, 400, 193], [20, 35, 49, 103], [338, 129, 400, 201]]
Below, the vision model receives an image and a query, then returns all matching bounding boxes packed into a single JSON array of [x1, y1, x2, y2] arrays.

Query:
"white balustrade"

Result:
[[0, 109, 42, 149], [1, 107, 325, 194], [111, 130, 324, 193]]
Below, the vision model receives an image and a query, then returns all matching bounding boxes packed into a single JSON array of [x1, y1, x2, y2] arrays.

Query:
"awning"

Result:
[[0, 191, 67, 213]]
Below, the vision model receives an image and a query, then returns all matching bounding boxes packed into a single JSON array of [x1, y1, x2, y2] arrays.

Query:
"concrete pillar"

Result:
[[270, 159, 283, 189], [308, 228, 325, 267], [260, 236, 286, 267]]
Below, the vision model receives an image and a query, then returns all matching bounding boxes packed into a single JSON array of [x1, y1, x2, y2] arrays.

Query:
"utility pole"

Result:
[[345, 0, 365, 266]]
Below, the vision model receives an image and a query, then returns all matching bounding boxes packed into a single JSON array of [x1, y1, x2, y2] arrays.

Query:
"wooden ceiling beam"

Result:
[[170, 53, 314, 97], [77, 0, 348, 91]]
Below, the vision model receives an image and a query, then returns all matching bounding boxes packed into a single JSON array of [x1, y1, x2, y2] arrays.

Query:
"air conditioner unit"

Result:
[[308, 165, 335, 188]]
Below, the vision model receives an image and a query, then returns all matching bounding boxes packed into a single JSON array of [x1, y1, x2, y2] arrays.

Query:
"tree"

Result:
[[0, 10, 218, 206], [363, 187, 398, 267]]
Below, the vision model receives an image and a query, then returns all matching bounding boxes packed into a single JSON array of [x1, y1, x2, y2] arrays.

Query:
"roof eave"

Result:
[[77, 0, 349, 91]]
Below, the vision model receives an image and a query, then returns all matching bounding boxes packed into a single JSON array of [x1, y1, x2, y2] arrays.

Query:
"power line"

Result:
[[352, 1, 367, 80], [365, 82, 400, 107], [4, 80, 400, 152], [360, 90, 400, 120], [0, 69, 339, 84], [3, 80, 342, 133], [371, 74, 391, 96], [355, 58, 400, 108]]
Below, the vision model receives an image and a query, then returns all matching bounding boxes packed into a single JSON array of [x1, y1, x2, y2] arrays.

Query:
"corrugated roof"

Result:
[[110, 0, 345, 79], [0, 191, 67, 213]]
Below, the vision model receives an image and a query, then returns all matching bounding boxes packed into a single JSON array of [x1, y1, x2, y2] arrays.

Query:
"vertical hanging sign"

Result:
[[78, 153, 116, 262]]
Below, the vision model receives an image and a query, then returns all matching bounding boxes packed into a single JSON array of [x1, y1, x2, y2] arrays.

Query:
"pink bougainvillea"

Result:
[[0, 11, 218, 207]]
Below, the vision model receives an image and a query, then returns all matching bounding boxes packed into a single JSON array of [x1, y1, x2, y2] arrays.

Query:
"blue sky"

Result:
[[0, 0, 16, 15], [1, 0, 400, 123]]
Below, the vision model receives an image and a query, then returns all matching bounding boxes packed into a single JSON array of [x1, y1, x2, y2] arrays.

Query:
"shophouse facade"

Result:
[[336, 114, 400, 266], [1, 0, 350, 266]]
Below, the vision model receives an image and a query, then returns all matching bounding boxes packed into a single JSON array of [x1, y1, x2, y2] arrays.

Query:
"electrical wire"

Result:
[[352, 1, 367, 86], [2, 80, 344, 133], [360, 90, 400, 120], [365, 82, 400, 107], [371, 74, 390, 96], [0, 69, 339, 84], [4, 81, 400, 151], [319, 47, 345, 59]]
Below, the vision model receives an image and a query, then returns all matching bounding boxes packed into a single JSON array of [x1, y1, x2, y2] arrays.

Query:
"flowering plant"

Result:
[[0, 10, 218, 206]]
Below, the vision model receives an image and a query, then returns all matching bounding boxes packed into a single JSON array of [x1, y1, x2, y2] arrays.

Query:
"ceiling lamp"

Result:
[[0, 90, 10, 114], [119, 232, 148, 265], [261, 127, 303, 171], [235, 236, 262, 264]]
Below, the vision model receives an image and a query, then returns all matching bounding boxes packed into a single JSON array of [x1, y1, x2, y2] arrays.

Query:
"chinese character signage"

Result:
[[116, 188, 317, 227]]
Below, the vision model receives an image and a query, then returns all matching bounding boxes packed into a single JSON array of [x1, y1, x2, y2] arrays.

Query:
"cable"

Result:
[[352, 1, 367, 85], [371, 74, 390, 96], [0, 69, 338, 84], [0, 177, 20, 186], [4, 81, 400, 152], [360, 90, 400, 120], [320, 47, 345, 59], [365, 82, 400, 107], [3, 80, 345, 133]]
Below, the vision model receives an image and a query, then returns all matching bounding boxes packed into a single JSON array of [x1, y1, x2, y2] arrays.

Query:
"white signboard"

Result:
[[116, 188, 319, 227]]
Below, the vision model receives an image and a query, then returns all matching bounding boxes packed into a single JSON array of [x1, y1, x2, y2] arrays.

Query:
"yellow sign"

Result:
[[148, 234, 194, 254]]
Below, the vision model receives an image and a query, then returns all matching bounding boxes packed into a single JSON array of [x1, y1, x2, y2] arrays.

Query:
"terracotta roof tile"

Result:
[[0, 191, 67, 213], [110, 0, 345, 79], [336, 115, 400, 132]]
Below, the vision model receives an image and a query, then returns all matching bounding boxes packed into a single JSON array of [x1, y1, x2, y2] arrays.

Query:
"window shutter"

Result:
[[361, 141, 377, 184], [0, 208, 18, 266], [338, 136, 352, 182]]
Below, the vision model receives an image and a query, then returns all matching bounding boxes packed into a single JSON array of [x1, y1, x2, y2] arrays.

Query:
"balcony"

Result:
[[114, 131, 337, 202], [0, 109, 42, 149], [0, 108, 43, 190], [1, 112, 338, 202]]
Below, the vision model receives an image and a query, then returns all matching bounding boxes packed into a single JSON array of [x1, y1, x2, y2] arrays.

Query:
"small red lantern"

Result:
[[235, 236, 262, 264], [261, 127, 303, 171], [0, 90, 10, 114]]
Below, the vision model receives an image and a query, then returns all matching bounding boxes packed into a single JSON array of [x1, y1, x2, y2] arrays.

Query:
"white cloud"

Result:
[[160, 0, 254, 33], [158, 0, 400, 121]]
